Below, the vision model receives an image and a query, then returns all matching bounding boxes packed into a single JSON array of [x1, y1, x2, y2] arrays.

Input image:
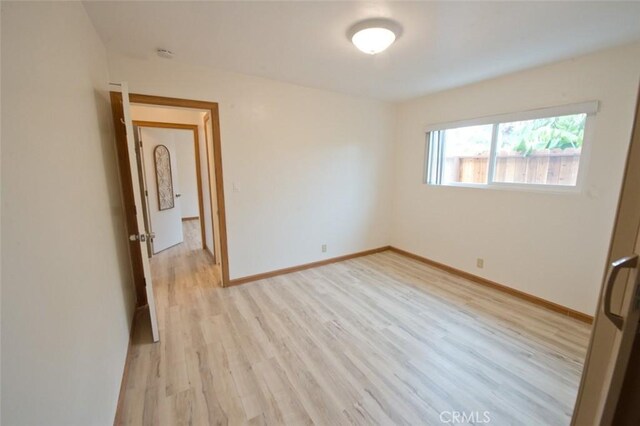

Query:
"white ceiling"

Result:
[[83, 1, 640, 101]]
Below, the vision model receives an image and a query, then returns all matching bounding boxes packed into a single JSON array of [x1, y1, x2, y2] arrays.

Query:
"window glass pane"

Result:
[[441, 124, 493, 184], [493, 113, 586, 186]]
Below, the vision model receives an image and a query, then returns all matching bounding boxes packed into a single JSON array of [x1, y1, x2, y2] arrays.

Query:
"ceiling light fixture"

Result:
[[348, 18, 401, 55]]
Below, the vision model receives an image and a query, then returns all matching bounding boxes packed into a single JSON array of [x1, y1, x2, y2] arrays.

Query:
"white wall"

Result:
[[392, 43, 640, 315], [131, 105, 214, 254], [1, 2, 134, 425], [111, 55, 396, 279], [174, 135, 200, 219]]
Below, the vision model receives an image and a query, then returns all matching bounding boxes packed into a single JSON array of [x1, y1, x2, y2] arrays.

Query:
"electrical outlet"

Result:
[[476, 258, 484, 269], [322, 244, 327, 253]]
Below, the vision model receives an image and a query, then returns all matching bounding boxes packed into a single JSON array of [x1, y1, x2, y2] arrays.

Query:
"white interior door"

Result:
[[140, 127, 184, 254], [114, 82, 160, 342], [590, 250, 640, 423], [572, 244, 640, 425]]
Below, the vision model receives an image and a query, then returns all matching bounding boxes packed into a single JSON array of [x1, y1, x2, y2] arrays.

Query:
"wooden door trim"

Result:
[[129, 94, 229, 287], [130, 94, 229, 288], [109, 92, 147, 305], [133, 121, 206, 250], [110, 92, 230, 298], [203, 113, 217, 264]]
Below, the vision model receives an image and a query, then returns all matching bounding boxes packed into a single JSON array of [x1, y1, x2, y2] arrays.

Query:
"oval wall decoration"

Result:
[[154, 145, 175, 211]]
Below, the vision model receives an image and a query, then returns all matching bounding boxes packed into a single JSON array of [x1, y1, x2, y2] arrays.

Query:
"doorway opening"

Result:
[[110, 91, 230, 318], [132, 119, 210, 258]]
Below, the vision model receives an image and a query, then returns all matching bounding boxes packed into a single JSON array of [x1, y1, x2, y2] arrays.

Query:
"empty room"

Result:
[[3, 1, 640, 425]]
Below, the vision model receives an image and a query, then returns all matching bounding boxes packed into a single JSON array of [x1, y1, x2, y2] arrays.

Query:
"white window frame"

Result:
[[424, 101, 598, 193]]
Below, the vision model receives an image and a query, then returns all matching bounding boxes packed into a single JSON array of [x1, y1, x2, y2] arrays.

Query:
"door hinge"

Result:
[[139, 140, 142, 148], [145, 190, 148, 197]]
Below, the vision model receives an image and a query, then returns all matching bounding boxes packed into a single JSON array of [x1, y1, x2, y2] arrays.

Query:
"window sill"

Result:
[[424, 181, 582, 195]]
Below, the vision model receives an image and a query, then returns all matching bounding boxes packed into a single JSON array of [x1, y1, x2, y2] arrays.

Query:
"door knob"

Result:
[[603, 254, 638, 329], [129, 233, 147, 242]]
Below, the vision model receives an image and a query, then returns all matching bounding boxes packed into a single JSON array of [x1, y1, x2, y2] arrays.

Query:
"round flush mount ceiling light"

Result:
[[348, 18, 401, 55]]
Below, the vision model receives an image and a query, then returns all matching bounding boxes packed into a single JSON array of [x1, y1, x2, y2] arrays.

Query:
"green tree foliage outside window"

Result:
[[498, 113, 586, 157]]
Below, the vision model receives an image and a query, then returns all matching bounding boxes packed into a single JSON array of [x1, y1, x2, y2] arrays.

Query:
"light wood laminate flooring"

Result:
[[119, 221, 591, 425]]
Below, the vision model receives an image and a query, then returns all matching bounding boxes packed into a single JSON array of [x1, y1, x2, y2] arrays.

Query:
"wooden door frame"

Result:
[[133, 121, 207, 252], [110, 92, 147, 305], [110, 92, 230, 304], [203, 113, 217, 263]]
